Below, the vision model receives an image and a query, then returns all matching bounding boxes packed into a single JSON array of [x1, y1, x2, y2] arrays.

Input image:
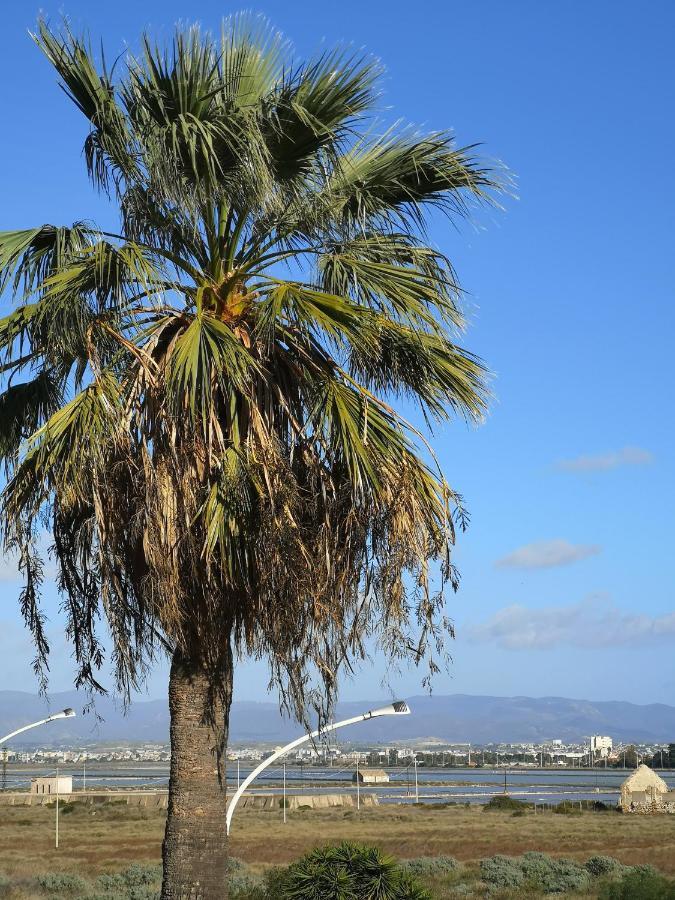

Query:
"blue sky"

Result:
[[1, 0, 673, 707]]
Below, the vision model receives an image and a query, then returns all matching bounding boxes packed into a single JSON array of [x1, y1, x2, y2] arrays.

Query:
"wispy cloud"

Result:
[[556, 446, 653, 473], [467, 596, 675, 650], [495, 539, 600, 570]]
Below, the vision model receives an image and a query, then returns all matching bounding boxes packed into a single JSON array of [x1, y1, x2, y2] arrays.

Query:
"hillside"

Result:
[[2, 691, 674, 745]]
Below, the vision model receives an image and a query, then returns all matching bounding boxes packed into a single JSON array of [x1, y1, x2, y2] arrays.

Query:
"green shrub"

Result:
[[84, 891, 159, 900], [229, 873, 266, 900], [479, 855, 525, 889], [483, 795, 530, 811], [481, 852, 590, 893], [599, 867, 675, 899], [554, 801, 583, 815], [544, 858, 590, 893], [272, 842, 431, 899], [585, 856, 626, 877], [36, 872, 88, 895], [227, 858, 247, 873], [96, 865, 162, 892], [0, 875, 10, 899], [400, 856, 458, 877]]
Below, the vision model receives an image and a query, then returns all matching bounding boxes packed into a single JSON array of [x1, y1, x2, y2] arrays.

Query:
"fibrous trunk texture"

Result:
[[161, 646, 233, 899]]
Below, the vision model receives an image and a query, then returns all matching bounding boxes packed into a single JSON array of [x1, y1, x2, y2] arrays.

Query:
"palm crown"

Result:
[[0, 16, 498, 718]]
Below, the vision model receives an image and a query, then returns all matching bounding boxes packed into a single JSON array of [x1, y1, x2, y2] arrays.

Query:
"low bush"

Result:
[[481, 852, 590, 893], [36, 872, 88, 894], [400, 856, 459, 877], [479, 855, 525, 889], [483, 795, 531, 811], [554, 801, 583, 815], [96, 864, 162, 892], [228, 858, 247, 874], [229, 873, 267, 900], [271, 842, 431, 899], [85, 890, 158, 899], [599, 867, 675, 899], [585, 856, 626, 877]]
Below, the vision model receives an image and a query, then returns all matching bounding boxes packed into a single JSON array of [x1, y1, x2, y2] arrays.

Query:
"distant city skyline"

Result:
[[1, 0, 673, 706]]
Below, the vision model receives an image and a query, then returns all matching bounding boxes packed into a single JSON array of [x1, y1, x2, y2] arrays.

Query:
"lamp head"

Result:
[[51, 708, 76, 721], [366, 700, 411, 718]]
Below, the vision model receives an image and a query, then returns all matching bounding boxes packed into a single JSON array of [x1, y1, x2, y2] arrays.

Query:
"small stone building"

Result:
[[353, 768, 389, 784], [30, 775, 73, 796], [620, 764, 675, 813]]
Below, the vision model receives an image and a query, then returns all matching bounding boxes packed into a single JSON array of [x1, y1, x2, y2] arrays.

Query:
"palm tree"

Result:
[[0, 16, 500, 899]]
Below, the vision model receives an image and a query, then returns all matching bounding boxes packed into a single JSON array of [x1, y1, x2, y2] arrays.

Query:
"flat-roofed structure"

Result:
[[352, 768, 389, 784], [30, 775, 73, 796]]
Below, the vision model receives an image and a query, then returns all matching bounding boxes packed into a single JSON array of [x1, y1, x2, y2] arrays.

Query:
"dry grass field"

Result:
[[1, 800, 674, 882]]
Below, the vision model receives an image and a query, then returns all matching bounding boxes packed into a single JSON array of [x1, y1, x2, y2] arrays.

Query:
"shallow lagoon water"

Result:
[[5, 765, 674, 806]]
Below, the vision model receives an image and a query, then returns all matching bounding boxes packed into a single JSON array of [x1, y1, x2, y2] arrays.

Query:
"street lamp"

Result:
[[226, 700, 411, 834], [1, 708, 77, 802], [0, 708, 76, 746]]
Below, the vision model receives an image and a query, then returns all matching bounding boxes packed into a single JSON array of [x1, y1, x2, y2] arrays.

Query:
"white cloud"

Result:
[[467, 596, 675, 650], [556, 446, 653, 473], [495, 539, 600, 570]]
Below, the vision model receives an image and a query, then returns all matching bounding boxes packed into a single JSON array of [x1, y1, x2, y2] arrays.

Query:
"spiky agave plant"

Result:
[[0, 15, 500, 899]]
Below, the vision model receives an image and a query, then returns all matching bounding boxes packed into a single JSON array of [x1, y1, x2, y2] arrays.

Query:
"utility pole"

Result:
[[1, 747, 7, 792], [83, 756, 86, 794], [283, 762, 287, 824], [414, 756, 419, 803], [356, 756, 360, 811], [55, 766, 60, 850]]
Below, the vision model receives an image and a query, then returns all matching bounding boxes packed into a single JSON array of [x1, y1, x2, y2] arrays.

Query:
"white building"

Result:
[[590, 735, 613, 758], [31, 775, 73, 795], [353, 768, 390, 784]]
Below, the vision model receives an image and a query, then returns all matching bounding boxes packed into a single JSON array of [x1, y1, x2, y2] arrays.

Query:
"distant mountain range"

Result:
[[2, 691, 674, 746]]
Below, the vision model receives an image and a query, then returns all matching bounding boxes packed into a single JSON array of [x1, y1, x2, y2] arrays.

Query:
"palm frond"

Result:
[[0, 224, 92, 295], [32, 22, 132, 190], [329, 131, 499, 228], [0, 372, 62, 462], [263, 51, 380, 179], [166, 312, 255, 424]]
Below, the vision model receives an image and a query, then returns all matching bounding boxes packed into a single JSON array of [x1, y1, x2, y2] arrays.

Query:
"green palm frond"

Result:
[[166, 312, 255, 422], [1, 15, 503, 713], [0, 372, 62, 461], [263, 51, 380, 179], [32, 23, 131, 189], [4, 372, 123, 515], [329, 131, 498, 228], [0, 224, 92, 295]]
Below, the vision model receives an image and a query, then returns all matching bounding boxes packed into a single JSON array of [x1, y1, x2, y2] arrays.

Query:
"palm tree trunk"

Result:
[[161, 645, 233, 900]]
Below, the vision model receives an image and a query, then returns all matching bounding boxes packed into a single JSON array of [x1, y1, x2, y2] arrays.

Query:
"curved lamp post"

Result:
[[0, 708, 76, 746], [226, 700, 410, 834]]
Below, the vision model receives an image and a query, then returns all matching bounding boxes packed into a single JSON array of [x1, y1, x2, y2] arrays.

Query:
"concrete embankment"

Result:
[[0, 791, 377, 810]]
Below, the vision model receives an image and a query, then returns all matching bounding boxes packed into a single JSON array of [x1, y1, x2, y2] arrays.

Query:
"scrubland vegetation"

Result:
[[1, 800, 674, 897]]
